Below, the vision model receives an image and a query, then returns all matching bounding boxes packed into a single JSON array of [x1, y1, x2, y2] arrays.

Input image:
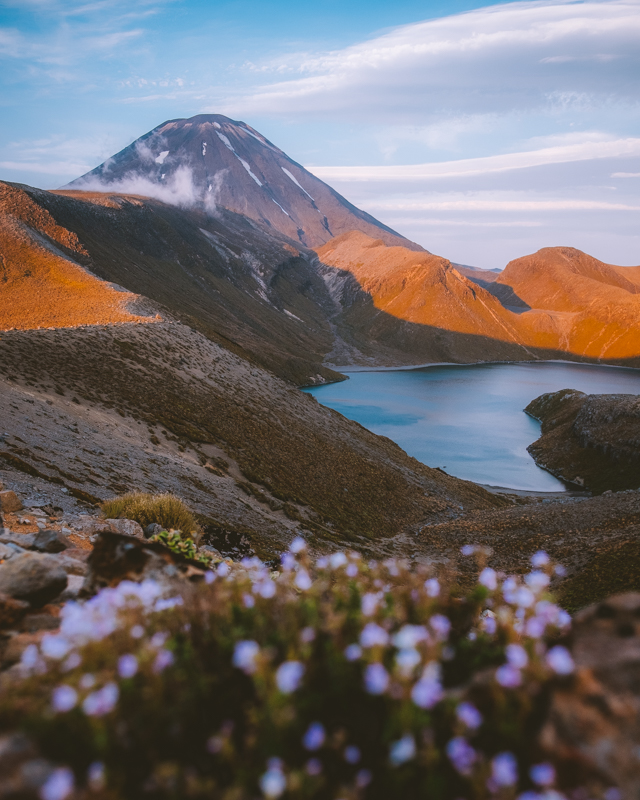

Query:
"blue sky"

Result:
[[1, 0, 639, 268]]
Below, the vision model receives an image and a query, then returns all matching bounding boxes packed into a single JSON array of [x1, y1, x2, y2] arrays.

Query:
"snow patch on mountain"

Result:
[[272, 199, 290, 217], [155, 150, 169, 165], [282, 167, 314, 201], [216, 131, 263, 186]]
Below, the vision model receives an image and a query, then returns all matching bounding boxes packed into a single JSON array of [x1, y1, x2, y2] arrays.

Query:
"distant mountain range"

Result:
[[67, 114, 420, 252]]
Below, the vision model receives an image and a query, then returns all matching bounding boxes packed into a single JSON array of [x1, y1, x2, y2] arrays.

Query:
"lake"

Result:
[[303, 361, 640, 492]]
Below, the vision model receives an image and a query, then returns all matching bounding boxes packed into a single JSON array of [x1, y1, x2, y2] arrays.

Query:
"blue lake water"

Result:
[[303, 362, 640, 492]]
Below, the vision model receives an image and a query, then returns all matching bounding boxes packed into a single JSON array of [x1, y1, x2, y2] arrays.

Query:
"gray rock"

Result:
[[32, 529, 70, 554], [144, 522, 163, 538], [56, 553, 88, 576], [106, 518, 145, 540], [56, 574, 85, 602], [0, 542, 25, 562], [0, 552, 67, 607], [0, 532, 35, 549]]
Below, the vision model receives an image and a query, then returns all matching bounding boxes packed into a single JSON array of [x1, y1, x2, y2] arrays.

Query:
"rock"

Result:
[[31, 529, 70, 554], [0, 532, 36, 549], [56, 574, 85, 602], [21, 610, 61, 633], [0, 593, 30, 629], [82, 531, 204, 596], [0, 543, 25, 562], [144, 522, 163, 538], [106, 518, 145, 540], [0, 491, 22, 513], [56, 552, 89, 576], [539, 593, 640, 797], [73, 515, 112, 536], [0, 553, 67, 607]]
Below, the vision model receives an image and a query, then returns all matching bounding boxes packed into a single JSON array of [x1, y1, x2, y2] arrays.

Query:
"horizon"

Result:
[[0, 0, 638, 269]]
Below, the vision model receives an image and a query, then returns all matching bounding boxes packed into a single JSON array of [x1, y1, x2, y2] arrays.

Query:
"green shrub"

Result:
[[149, 528, 220, 567], [0, 546, 600, 800], [100, 492, 200, 537]]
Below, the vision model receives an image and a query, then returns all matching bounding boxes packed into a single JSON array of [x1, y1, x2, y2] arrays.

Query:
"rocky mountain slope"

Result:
[[68, 114, 419, 252], [525, 389, 640, 494], [317, 233, 640, 366]]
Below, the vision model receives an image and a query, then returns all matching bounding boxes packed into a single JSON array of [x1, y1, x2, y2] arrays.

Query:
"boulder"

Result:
[[0, 532, 36, 549], [0, 553, 67, 607], [0, 491, 22, 513], [32, 529, 70, 554], [0, 543, 24, 562], [144, 522, 163, 538], [539, 593, 640, 797], [106, 518, 145, 540]]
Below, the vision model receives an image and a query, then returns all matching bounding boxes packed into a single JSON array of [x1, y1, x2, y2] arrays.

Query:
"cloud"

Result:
[[220, 0, 640, 122], [307, 137, 640, 182], [0, 133, 125, 180]]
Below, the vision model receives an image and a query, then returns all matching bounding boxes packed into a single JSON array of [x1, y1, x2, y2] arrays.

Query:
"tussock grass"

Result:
[[101, 492, 200, 537]]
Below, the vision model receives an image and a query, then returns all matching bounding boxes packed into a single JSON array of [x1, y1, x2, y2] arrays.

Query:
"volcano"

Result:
[[67, 114, 420, 251]]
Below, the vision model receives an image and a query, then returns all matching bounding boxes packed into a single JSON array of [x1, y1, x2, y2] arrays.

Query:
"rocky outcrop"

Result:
[[525, 389, 640, 493]]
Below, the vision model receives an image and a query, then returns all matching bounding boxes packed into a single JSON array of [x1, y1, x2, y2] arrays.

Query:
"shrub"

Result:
[[100, 492, 200, 538], [0, 545, 603, 800], [149, 528, 220, 567]]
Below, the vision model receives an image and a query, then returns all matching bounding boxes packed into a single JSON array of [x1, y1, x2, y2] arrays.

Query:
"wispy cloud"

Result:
[[221, 0, 640, 122]]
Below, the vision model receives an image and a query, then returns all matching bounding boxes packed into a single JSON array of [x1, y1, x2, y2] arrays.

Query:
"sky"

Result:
[[0, 0, 639, 269]]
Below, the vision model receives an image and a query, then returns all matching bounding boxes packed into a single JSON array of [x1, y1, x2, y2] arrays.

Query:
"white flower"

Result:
[[155, 596, 183, 612], [456, 702, 482, 729], [530, 762, 555, 787], [204, 571, 216, 584], [150, 632, 168, 649], [243, 593, 255, 608], [506, 644, 528, 669], [82, 682, 119, 716], [525, 571, 550, 592], [289, 536, 306, 553], [491, 752, 518, 787], [389, 734, 416, 766], [87, 762, 105, 790], [344, 644, 362, 661], [546, 645, 574, 675], [303, 722, 325, 750], [79, 673, 95, 690], [478, 568, 497, 590], [118, 654, 138, 679], [294, 569, 312, 591], [424, 578, 440, 597], [531, 551, 549, 567], [395, 648, 421, 676], [51, 685, 77, 713], [361, 592, 381, 616], [39, 767, 74, 800], [329, 552, 347, 569], [360, 622, 389, 648], [446, 737, 476, 775], [217, 562, 230, 577], [480, 613, 497, 635], [344, 745, 360, 764], [346, 563, 358, 577], [429, 614, 451, 641], [411, 674, 443, 709], [281, 552, 296, 571], [364, 663, 389, 694], [461, 545, 476, 556], [300, 626, 315, 643], [256, 580, 276, 599], [233, 640, 260, 674], [276, 661, 304, 693], [62, 652, 81, 672], [130, 625, 144, 639], [496, 664, 521, 688], [392, 624, 428, 649], [259, 765, 286, 798], [41, 635, 71, 661]]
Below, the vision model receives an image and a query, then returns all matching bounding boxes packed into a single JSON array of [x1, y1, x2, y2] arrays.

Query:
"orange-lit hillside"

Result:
[[0, 183, 151, 330], [316, 232, 640, 362]]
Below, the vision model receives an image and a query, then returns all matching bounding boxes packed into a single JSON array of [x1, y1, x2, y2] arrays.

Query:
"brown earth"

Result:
[[525, 389, 640, 494]]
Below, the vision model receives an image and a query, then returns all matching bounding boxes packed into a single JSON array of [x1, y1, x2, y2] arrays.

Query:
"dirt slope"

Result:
[[0, 183, 150, 329]]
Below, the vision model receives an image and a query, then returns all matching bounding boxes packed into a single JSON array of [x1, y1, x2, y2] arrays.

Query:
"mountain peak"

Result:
[[67, 114, 423, 251]]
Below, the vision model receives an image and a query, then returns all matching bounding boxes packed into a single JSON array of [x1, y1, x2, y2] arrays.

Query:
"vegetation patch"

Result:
[[101, 492, 200, 537]]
